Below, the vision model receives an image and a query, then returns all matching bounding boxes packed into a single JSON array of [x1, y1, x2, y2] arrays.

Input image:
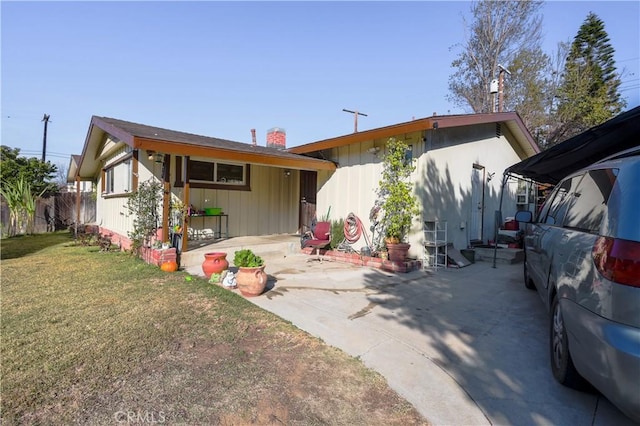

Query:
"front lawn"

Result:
[[1, 232, 427, 425]]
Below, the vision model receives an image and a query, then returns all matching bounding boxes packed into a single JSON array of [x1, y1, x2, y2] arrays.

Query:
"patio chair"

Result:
[[303, 221, 331, 262]]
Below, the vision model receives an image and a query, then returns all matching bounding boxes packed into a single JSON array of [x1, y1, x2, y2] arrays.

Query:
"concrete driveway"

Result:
[[228, 255, 636, 426]]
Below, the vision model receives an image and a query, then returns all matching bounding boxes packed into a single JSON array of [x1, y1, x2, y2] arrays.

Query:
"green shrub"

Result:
[[233, 249, 264, 268], [330, 218, 344, 249]]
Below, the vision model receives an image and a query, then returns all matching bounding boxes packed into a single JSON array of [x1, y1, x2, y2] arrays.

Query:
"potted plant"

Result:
[[376, 138, 419, 262], [233, 249, 267, 297]]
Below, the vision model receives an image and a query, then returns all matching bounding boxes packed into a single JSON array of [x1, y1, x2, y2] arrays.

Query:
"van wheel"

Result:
[[524, 256, 535, 290], [550, 296, 586, 389]]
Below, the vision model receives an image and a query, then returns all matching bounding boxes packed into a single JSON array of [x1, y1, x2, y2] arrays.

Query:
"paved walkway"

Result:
[[185, 247, 635, 425]]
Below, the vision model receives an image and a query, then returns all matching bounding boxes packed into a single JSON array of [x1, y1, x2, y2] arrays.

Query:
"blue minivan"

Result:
[[515, 147, 640, 422]]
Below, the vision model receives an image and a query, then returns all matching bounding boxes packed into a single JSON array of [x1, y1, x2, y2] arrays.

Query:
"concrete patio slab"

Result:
[[183, 239, 636, 426]]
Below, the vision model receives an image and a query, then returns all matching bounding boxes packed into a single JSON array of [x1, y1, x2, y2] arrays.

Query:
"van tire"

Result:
[[524, 255, 535, 290], [549, 296, 588, 389]]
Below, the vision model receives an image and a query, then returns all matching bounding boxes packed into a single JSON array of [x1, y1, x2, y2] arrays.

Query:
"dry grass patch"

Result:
[[1, 232, 428, 425]]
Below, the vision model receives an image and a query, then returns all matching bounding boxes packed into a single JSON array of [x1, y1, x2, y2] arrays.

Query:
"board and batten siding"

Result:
[[95, 146, 137, 238], [416, 125, 521, 252], [98, 150, 301, 241], [316, 126, 522, 259], [177, 163, 300, 238]]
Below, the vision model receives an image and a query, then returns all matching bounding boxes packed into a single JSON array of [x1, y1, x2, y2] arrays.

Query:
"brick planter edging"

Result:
[[141, 246, 177, 266], [91, 226, 176, 268], [301, 247, 421, 273]]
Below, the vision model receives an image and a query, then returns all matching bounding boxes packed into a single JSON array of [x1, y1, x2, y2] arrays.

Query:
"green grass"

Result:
[[1, 232, 428, 425]]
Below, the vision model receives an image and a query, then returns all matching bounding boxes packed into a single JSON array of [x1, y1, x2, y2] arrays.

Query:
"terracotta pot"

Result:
[[386, 243, 410, 262], [202, 252, 229, 278], [236, 265, 267, 297]]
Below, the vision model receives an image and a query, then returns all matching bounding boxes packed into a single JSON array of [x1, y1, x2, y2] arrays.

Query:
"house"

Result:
[[290, 112, 539, 260], [71, 116, 335, 253], [72, 113, 538, 263], [66, 155, 94, 193]]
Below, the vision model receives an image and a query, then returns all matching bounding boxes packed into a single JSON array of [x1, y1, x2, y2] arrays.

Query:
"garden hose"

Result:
[[343, 213, 373, 252]]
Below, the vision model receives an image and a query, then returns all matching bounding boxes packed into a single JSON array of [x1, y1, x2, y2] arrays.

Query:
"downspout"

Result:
[[492, 172, 509, 268]]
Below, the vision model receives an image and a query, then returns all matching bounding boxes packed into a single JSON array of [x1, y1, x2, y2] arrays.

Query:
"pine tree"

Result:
[[549, 12, 625, 145]]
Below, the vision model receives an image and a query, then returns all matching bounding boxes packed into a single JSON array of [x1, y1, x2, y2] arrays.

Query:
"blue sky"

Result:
[[2, 1, 639, 169]]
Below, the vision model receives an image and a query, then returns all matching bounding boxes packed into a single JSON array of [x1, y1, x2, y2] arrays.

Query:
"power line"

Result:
[[18, 150, 71, 160], [617, 57, 640, 63]]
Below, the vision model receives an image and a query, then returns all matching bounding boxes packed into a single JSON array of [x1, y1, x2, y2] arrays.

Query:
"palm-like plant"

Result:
[[0, 174, 43, 236]]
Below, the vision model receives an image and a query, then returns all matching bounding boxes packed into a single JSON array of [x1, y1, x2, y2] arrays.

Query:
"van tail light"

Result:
[[592, 237, 640, 287]]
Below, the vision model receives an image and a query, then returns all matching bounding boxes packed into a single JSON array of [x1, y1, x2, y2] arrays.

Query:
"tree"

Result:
[[125, 178, 163, 255], [506, 48, 552, 135], [534, 41, 571, 149], [0, 146, 58, 196], [548, 12, 626, 146], [447, 0, 551, 133], [55, 161, 69, 190]]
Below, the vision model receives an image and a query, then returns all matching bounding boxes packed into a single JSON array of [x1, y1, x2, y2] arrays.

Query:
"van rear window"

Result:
[[563, 168, 618, 233]]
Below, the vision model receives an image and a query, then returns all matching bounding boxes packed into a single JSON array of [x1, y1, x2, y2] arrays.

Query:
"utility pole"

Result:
[[342, 108, 368, 132], [41, 113, 51, 162], [497, 64, 511, 113]]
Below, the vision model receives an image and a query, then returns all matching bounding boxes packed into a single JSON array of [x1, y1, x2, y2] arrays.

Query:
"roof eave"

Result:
[[290, 112, 540, 157], [134, 137, 336, 171], [75, 116, 336, 177]]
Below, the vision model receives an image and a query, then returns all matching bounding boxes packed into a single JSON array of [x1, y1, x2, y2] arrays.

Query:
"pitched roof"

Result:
[[66, 154, 82, 183], [75, 116, 335, 179], [290, 112, 539, 157]]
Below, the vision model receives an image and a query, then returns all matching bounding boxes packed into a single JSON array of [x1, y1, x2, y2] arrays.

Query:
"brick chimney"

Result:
[[251, 128, 257, 145], [266, 127, 286, 149]]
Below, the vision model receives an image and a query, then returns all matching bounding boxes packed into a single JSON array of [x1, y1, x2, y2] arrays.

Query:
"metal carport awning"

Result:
[[505, 106, 640, 185], [493, 106, 640, 267]]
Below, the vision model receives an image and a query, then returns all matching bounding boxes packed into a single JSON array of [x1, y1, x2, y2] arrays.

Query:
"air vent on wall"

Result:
[[496, 123, 502, 137]]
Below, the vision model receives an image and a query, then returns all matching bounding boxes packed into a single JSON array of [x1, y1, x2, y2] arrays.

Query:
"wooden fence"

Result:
[[1, 191, 96, 235]]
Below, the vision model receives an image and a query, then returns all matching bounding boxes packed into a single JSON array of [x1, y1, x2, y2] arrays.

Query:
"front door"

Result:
[[470, 164, 485, 242], [299, 171, 317, 234]]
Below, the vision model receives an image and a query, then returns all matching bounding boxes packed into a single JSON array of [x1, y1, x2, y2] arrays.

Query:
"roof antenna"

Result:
[[342, 108, 368, 133]]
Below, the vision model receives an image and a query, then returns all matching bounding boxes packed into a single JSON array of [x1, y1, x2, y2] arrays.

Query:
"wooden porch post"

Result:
[[162, 153, 171, 242], [75, 176, 81, 237], [181, 156, 190, 254]]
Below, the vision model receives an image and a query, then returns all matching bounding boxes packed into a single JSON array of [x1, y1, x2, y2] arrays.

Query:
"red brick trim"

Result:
[[302, 248, 422, 273]]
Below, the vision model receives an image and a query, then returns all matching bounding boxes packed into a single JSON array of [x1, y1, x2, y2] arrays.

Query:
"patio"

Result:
[[179, 234, 303, 274], [179, 233, 424, 276]]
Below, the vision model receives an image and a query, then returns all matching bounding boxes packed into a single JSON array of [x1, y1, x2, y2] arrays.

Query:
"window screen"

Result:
[[216, 163, 244, 184]]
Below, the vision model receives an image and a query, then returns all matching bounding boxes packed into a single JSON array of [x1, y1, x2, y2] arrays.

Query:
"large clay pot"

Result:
[[236, 265, 267, 297], [202, 252, 229, 278], [386, 243, 411, 262]]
